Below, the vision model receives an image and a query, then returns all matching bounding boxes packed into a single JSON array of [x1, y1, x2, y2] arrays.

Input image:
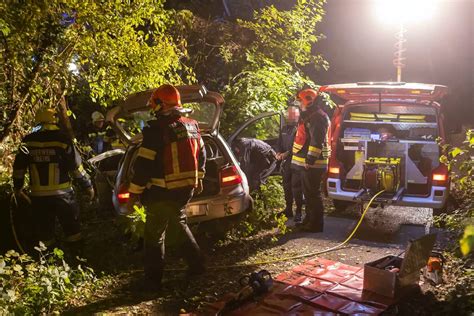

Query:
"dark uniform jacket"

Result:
[[129, 113, 206, 194], [233, 138, 277, 190], [291, 107, 330, 169], [13, 124, 92, 196], [87, 124, 116, 154], [277, 124, 298, 171]]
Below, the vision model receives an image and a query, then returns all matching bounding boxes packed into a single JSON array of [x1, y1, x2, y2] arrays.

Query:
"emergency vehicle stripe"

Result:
[[129, 182, 146, 194], [137, 147, 157, 160], [65, 232, 82, 242], [171, 142, 180, 174], [30, 164, 41, 187], [13, 169, 26, 179], [26, 141, 68, 149]]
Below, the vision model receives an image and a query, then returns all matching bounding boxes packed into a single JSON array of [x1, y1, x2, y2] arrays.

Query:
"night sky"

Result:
[[313, 0, 473, 126]]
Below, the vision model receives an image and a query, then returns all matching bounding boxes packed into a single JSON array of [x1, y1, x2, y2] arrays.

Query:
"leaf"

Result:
[[460, 225, 474, 256]]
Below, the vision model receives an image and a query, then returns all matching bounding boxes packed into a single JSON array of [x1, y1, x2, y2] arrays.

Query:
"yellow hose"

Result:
[[166, 190, 385, 271]]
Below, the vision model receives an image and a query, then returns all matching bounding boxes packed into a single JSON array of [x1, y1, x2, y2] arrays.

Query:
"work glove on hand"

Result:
[[126, 193, 142, 215]]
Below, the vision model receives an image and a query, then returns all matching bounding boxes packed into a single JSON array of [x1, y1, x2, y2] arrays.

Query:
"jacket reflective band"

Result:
[[26, 141, 68, 149], [129, 182, 146, 194], [137, 147, 157, 160], [308, 146, 322, 157], [146, 177, 198, 190], [291, 155, 328, 167], [171, 142, 180, 174]]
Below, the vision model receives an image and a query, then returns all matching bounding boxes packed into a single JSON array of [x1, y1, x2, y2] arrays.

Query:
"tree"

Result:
[[0, 0, 189, 166], [219, 0, 328, 135]]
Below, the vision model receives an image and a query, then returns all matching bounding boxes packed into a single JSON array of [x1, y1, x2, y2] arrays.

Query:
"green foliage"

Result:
[[232, 176, 286, 238], [460, 225, 474, 256], [0, 0, 190, 145], [220, 0, 328, 135], [125, 204, 147, 241], [0, 244, 96, 314], [438, 129, 474, 255]]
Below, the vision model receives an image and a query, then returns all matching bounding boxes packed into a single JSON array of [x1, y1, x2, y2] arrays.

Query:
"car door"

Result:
[[227, 112, 284, 176]]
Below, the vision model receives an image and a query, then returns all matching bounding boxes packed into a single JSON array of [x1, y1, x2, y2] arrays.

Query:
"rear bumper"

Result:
[[327, 178, 448, 208]]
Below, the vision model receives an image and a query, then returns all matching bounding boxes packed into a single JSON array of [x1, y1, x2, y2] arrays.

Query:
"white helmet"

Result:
[[91, 111, 105, 123]]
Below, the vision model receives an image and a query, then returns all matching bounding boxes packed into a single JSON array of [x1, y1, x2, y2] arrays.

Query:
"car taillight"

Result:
[[432, 165, 449, 186], [220, 165, 242, 187], [117, 192, 130, 204]]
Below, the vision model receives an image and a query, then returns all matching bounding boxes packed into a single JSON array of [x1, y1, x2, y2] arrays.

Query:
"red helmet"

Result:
[[297, 89, 318, 109], [148, 84, 181, 111]]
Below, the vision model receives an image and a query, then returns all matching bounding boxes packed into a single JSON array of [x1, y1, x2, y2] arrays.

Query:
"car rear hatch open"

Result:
[[107, 85, 224, 145]]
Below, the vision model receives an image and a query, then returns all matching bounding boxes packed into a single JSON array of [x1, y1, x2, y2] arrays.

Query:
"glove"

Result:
[[125, 193, 141, 215], [85, 186, 95, 201], [195, 179, 204, 195]]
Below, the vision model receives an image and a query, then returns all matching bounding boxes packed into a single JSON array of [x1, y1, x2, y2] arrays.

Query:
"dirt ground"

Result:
[[61, 201, 474, 315]]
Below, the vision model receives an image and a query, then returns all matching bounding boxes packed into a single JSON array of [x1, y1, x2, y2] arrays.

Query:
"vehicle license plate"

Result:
[[186, 204, 207, 217]]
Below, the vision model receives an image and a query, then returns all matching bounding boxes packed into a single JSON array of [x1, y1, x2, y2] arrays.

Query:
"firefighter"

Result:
[[12, 108, 94, 256], [232, 138, 277, 192], [126, 84, 206, 290], [291, 89, 330, 232], [87, 111, 116, 154], [276, 105, 303, 222]]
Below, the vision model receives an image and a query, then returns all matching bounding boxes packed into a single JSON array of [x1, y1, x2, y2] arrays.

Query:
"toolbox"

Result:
[[363, 233, 436, 298]]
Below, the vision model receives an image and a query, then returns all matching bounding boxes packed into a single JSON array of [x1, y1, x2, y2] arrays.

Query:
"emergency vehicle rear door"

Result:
[[320, 83, 448, 105]]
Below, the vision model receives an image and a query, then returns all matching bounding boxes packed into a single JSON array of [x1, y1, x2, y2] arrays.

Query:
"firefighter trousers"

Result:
[[282, 162, 303, 216], [142, 187, 204, 285], [30, 191, 82, 256], [302, 167, 326, 231]]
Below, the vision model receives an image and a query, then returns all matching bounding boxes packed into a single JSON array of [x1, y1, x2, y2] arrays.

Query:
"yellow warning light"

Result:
[[411, 90, 421, 94]]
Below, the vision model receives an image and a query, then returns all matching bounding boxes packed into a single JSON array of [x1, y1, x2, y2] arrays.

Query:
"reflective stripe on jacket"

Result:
[[291, 107, 330, 169], [129, 114, 206, 194], [13, 124, 92, 196]]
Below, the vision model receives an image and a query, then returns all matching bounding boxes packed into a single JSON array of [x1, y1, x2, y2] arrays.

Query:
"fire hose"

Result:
[[165, 189, 386, 271]]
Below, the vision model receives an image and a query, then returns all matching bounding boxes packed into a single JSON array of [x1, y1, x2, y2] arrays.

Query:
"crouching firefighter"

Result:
[[291, 89, 330, 232], [126, 84, 206, 290], [12, 108, 95, 257]]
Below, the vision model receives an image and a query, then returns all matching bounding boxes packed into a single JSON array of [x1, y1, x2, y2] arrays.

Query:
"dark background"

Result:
[[313, 0, 473, 127]]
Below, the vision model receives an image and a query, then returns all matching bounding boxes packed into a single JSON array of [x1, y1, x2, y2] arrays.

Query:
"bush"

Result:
[[0, 244, 96, 314], [231, 176, 287, 239]]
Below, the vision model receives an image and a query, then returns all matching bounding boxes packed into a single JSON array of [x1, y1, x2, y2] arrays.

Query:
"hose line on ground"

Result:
[[165, 190, 385, 271]]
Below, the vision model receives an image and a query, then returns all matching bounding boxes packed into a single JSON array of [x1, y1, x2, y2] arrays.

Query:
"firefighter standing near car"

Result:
[[87, 111, 122, 154], [276, 105, 303, 222], [126, 84, 206, 290], [12, 108, 94, 257], [291, 89, 330, 232]]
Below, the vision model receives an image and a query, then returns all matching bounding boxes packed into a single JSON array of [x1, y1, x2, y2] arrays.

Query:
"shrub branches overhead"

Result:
[[0, 0, 188, 142]]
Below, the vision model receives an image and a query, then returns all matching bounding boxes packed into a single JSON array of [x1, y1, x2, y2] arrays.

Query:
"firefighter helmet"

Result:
[[297, 89, 318, 109], [148, 84, 181, 112], [91, 111, 105, 123], [34, 108, 57, 124]]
